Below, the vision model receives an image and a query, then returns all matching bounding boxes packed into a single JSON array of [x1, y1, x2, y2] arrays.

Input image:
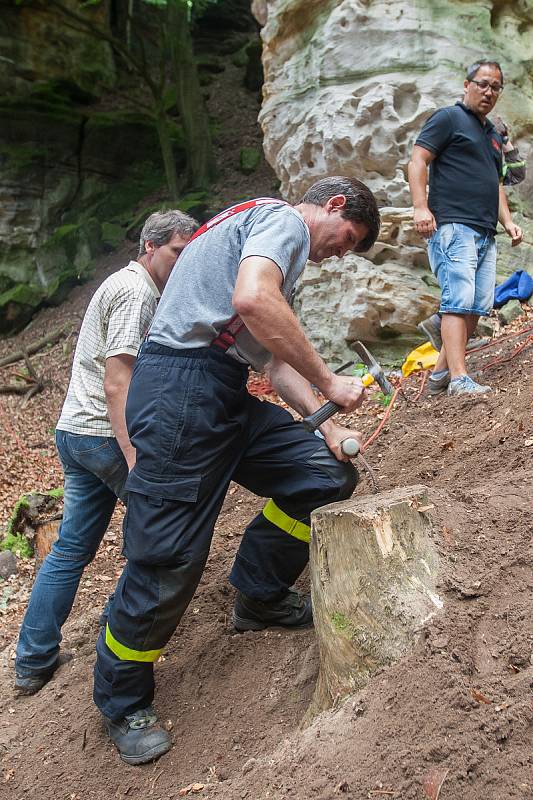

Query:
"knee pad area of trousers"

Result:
[[336, 460, 359, 500], [307, 448, 359, 500]]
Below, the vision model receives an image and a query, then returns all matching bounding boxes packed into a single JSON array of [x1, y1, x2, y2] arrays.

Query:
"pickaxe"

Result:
[[302, 341, 393, 457]]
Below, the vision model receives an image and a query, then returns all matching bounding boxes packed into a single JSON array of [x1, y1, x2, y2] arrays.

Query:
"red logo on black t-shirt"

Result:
[[491, 137, 501, 152]]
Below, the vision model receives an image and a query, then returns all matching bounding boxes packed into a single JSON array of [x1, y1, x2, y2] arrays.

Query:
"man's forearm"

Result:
[[408, 159, 429, 209], [106, 389, 136, 469], [268, 359, 323, 417], [238, 292, 334, 395], [104, 354, 136, 470], [268, 359, 357, 445], [498, 184, 513, 226]]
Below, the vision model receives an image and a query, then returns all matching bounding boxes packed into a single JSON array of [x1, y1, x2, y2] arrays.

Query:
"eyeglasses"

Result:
[[469, 79, 504, 95]]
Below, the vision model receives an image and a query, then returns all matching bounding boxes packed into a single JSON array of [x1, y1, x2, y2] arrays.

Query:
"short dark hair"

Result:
[[466, 60, 504, 84], [300, 176, 380, 253]]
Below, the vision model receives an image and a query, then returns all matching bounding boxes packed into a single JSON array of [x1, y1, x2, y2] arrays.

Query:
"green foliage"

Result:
[[0, 284, 44, 308], [352, 362, 367, 377], [44, 224, 79, 245], [6, 496, 30, 538], [0, 533, 33, 559], [0, 144, 48, 171], [46, 488, 64, 499], [1, 489, 63, 559], [330, 612, 358, 639], [101, 222, 125, 249], [143, 0, 221, 19], [239, 146, 261, 175], [375, 391, 393, 408]]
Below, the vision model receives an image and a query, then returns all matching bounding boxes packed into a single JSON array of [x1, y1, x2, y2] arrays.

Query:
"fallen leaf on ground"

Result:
[[422, 766, 449, 800], [441, 526, 454, 545], [178, 784, 205, 796], [440, 440, 454, 451], [471, 687, 492, 704]]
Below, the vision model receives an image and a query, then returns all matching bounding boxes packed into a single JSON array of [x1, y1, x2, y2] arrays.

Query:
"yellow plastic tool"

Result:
[[401, 342, 439, 378]]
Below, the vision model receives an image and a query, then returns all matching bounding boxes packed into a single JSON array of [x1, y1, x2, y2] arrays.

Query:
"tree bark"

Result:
[[167, 0, 215, 190], [306, 485, 442, 721], [153, 102, 180, 201]]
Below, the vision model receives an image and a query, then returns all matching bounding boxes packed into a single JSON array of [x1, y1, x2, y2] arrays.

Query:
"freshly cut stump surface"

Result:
[[307, 484, 442, 718]]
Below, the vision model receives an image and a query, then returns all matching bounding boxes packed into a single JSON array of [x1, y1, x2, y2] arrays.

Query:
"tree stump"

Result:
[[2, 491, 63, 568], [307, 485, 442, 719]]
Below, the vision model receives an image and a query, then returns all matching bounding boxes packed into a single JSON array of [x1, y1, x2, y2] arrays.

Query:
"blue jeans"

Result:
[[15, 430, 129, 678], [428, 223, 496, 315]]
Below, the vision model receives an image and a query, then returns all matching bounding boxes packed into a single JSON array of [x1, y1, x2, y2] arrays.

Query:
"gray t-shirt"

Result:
[[148, 203, 310, 370]]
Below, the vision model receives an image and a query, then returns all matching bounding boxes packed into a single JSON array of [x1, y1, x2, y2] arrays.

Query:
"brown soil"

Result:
[[1, 45, 532, 800], [2, 307, 532, 800]]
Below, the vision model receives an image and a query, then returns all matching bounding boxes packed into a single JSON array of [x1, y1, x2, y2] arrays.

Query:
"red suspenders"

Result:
[[188, 198, 289, 352]]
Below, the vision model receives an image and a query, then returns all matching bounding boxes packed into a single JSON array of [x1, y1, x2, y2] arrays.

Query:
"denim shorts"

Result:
[[428, 223, 496, 315]]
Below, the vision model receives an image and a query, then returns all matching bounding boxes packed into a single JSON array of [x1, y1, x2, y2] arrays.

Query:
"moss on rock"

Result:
[[239, 146, 262, 175], [0, 284, 45, 334]]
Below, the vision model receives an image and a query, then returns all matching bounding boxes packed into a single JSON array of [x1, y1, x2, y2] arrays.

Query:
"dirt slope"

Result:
[[1, 297, 532, 799]]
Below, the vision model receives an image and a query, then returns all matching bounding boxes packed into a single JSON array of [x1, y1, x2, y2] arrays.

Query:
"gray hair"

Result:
[[466, 60, 504, 84], [138, 209, 199, 256]]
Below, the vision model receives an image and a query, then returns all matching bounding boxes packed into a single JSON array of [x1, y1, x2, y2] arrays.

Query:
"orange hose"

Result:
[[362, 385, 401, 451]]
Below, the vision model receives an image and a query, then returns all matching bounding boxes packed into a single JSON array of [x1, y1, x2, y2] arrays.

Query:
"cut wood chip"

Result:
[[417, 504, 435, 513], [524, 438, 533, 447], [422, 766, 449, 800]]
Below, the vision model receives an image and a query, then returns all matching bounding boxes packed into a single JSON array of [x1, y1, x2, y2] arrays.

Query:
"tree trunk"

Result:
[[306, 485, 442, 722], [167, 0, 215, 190], [34, 520, 61, 565], [153, 102, 180, 201]]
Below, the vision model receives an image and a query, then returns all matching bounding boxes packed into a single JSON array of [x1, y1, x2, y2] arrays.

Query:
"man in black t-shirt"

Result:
[[408, 60, 523, 396]]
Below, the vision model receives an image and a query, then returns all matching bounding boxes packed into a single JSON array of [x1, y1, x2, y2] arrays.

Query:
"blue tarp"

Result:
[[494, 270, 533, 308]]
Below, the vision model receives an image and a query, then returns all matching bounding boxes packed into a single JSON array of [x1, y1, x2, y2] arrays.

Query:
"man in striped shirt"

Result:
[[15, 209, 197, 695]]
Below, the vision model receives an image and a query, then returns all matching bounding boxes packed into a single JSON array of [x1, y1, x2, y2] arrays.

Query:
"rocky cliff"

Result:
[[0, 2, 181, 333], [253, 0, 533, 363]]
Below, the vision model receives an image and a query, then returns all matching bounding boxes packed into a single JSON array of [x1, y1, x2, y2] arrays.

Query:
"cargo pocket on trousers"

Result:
[[122, 470, 201, 563]]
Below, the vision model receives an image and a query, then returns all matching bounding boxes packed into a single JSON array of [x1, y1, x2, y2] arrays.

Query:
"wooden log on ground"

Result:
[[307, 484, 442, 720], [0, 324, 71, 370]]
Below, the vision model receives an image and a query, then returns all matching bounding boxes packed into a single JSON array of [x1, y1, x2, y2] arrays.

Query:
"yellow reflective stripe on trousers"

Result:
[[262, 499, 311, 544], [105, 623, 162, 663]]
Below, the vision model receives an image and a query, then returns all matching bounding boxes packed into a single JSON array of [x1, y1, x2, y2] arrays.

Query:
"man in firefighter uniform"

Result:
[[93, 176, 381, 764]]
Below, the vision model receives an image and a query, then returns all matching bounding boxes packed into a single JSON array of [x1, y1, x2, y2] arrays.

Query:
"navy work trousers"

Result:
[[94, 343, 358, 720]]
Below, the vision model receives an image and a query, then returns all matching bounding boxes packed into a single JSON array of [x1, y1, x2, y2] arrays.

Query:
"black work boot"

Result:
[[14, 651, 73, 696], [104, 706, 172, 765], [233, 589, 313, 632]]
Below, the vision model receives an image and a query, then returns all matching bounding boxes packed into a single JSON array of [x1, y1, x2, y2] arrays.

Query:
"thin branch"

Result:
[[0, 325, 71, 370]]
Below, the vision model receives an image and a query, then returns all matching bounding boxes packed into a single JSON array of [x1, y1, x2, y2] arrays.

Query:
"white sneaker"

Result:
[[447, 375, 492, 396]]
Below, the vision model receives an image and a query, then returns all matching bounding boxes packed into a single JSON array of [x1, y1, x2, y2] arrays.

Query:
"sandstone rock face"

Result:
[[0, 1, 115, 95], [254, 0, 533, 361]]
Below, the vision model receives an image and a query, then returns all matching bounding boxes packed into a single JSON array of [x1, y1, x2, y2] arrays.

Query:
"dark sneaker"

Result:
[[14, 651, 73, 696], [466, 336, 489, 351], [233, 589, 313, 632], [417, 314, 442, 351], [428, 369, 450, 395], [104, 706, 172, 765], [447, 375, 492, 396]]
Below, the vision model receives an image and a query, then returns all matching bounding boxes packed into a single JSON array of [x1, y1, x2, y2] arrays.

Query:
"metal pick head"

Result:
[[353, 341, 394, 396]]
